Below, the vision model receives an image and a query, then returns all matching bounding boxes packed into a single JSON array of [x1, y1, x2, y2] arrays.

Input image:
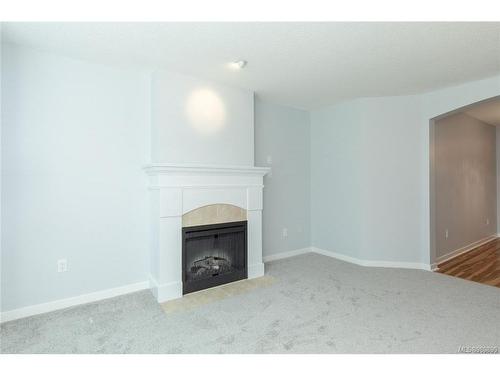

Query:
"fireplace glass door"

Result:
[[182, 221, 247, 294]]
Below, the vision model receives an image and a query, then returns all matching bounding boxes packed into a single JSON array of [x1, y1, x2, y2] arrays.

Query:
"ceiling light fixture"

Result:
[[228, 60, 247, 70]]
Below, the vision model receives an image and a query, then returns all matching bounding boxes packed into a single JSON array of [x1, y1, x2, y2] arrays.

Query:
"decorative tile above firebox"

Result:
[[143, 163, 270, 303], [182, 203, 246, 227]]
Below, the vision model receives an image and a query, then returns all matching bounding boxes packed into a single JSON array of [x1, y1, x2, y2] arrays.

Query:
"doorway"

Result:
[[429, 96, 500, 286]]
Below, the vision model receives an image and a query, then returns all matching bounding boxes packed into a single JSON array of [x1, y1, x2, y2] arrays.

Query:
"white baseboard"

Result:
[[248, 262, 265, 279], [264, 246, 430, 271], [263, 247, 312, 263], [0, 281, 149, 324], [434, 234, 498, 268], [311, 247, 431, 271], [149, 276, 182, 304], [311, 247, 364, 266]]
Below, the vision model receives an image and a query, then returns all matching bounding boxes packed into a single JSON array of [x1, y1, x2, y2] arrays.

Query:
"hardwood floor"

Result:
[[437, 238, 500, 287]]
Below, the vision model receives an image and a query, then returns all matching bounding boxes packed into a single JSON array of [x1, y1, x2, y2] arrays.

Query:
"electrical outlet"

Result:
[[486, 218, 490, 225], [57, 259, 67, 273], [445, 229, 449, 239], [266, 155, 272, 165], [282, 228, 288, 238]]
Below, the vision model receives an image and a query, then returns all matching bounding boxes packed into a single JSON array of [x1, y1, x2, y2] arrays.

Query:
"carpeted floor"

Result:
[[1, 253, 499, 353]]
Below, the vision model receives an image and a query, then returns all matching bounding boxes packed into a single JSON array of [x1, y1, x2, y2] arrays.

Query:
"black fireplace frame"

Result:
[[182, 220, 248, 294]]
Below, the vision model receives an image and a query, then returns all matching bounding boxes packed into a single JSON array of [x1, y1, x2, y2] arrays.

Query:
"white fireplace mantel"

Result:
[[144, 163, 270, 177], [144, 163, 270, 303]]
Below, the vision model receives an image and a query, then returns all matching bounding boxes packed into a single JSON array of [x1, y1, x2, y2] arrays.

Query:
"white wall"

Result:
[[151, 70, 254, 165], [254, 98, 310, 257], [311, 75, 500, 266], [1, 45, 151, 311]]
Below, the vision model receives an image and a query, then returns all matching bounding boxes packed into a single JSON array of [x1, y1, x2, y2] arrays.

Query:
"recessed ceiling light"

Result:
[[228, 60, 247, 70]]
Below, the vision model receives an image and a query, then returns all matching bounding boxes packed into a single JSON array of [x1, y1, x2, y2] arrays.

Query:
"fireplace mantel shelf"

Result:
[[143, 163, 270, 177]]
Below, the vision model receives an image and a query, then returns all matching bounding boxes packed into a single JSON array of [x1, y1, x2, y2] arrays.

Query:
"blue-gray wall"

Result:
[[310, 75, 500, 267], [1, 44, 150, 312], [310, 100, 365, 259], [310, 97, 423, 263], [254, 97, 311, 258]]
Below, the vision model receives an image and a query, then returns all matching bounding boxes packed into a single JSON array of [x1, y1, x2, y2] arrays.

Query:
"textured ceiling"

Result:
[[2, 22, 500, 109]]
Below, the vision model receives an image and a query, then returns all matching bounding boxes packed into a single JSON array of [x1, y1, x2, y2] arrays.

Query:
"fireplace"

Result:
[[144, 164, 268, 303], [182, 221, 247, 294]]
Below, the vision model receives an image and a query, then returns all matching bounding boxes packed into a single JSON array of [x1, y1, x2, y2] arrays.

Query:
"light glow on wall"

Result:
[[185, 88, 226, 134]]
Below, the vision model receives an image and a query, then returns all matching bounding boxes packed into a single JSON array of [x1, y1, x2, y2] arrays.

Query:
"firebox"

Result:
[[182, 221, 247, 294]]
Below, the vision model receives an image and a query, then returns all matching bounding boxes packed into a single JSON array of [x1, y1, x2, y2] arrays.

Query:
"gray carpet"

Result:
[[1, 253, 499, 353]]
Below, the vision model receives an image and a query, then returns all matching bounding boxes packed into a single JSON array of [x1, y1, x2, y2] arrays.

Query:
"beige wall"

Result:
[[497, 127, 500, 233], [435, 112, 497, 261]]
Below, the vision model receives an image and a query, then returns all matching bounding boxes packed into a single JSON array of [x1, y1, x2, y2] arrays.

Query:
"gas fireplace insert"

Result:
[[182, 221, 247, 294]]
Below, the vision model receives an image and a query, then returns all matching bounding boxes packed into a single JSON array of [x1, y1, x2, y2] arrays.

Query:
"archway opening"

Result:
[[429, 95, 500, 287]]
